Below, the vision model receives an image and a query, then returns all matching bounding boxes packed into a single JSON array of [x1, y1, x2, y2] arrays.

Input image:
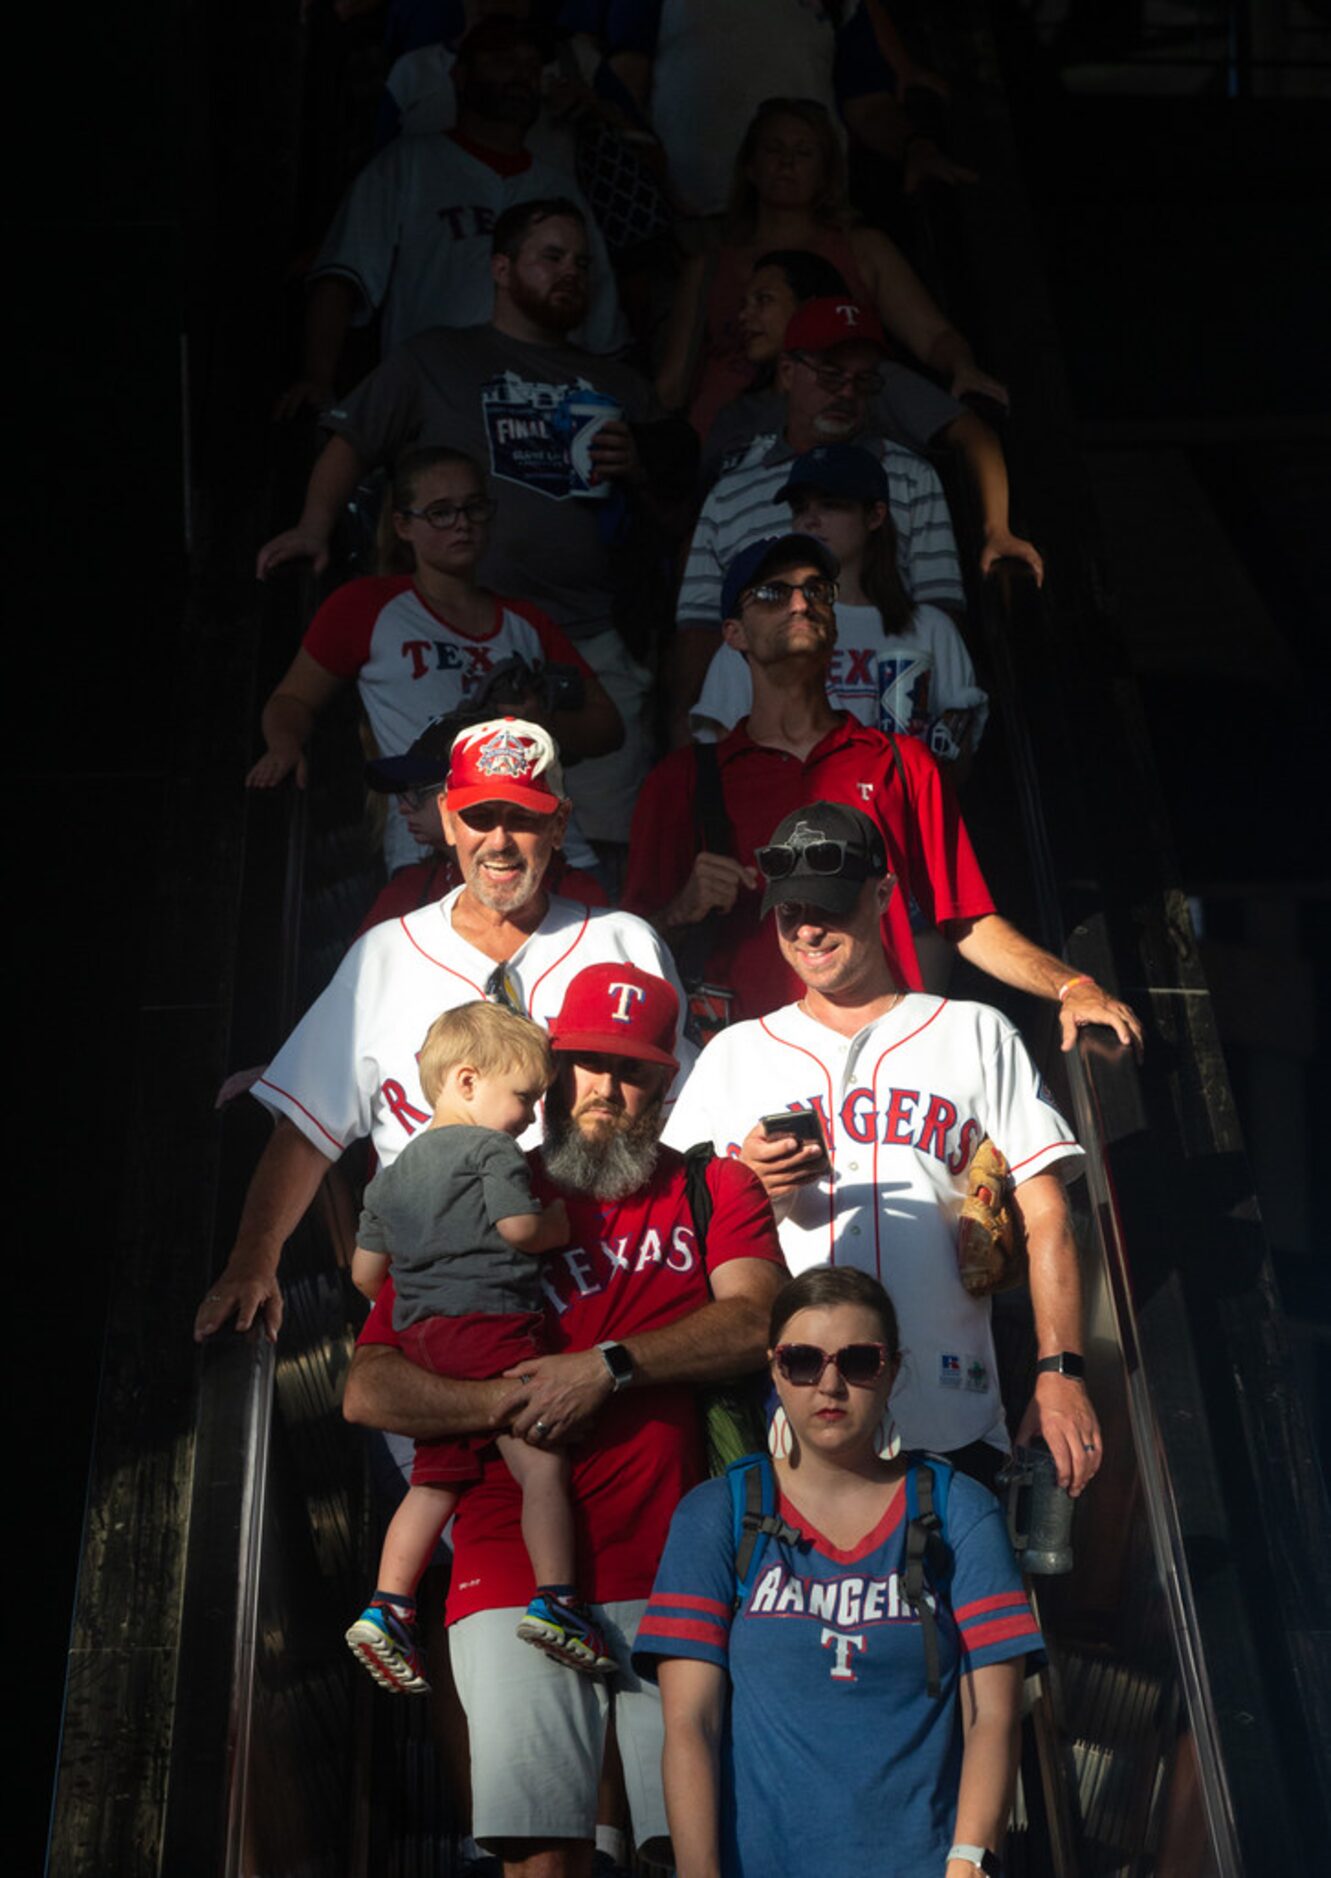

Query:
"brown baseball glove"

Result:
[[957, 1139, 1027, 1296]]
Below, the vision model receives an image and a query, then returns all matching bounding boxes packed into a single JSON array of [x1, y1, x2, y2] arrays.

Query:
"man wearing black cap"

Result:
[[664, 801, 1105, 1500], [624, 533, 1143, 1048]]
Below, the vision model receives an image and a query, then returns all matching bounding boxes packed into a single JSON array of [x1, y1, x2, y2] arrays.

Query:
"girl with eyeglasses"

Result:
[[692, 444, 988, 783], [636, 1265, 1037, 1878], [657, 97, 1007, 444], [245, 445, 622, 879]]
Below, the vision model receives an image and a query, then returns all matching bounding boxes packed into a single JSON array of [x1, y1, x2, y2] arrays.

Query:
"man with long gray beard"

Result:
[[344, 960, 786, 1878]]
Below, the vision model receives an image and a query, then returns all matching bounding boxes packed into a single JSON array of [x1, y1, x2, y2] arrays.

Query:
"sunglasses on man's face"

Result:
[[774, 1342, 889, 1387]]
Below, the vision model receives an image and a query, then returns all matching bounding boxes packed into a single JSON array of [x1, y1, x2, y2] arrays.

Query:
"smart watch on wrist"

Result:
[[597, 1341, 635, 1391], [947, 1846, 1002, 1876], [1035, 1351, 1086, 1379]]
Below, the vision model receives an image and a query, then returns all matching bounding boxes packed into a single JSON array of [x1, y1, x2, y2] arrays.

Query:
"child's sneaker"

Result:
[[346, 1598, 430, 1694], [516, 1595, 616, 1675]]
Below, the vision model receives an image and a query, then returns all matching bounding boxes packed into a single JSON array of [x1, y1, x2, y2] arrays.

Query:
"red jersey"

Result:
[[622, 715, 995, 1020], [358, 1146, 785, 1619]]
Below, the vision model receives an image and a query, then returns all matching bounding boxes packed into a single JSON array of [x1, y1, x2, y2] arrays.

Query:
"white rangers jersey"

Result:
[[664, 994, 1083, 1451]]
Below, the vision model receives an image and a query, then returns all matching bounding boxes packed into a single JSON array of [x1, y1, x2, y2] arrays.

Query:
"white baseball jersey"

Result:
[[309, 135, 626, 357], [663, 995, 1083, 1453], [257, 890, 690, 1167]]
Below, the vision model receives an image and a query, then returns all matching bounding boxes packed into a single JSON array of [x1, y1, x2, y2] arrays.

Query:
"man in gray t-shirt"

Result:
[[256, 199, 693, 840]]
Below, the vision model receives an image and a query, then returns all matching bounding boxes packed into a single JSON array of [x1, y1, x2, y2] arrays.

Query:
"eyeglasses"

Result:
[[398, 782, 447, 810], [774, 1343, 889, 1386], [756, 838, 863, 879], [741, 577, 838, 610], [790, 354, 883, 398], [398, 497, 497, 531]]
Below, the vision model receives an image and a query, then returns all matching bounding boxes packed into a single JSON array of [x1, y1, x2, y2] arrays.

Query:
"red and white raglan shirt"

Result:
[[622, 715, 995, 1021], [254, 890, 689, 1168], [358, 1149, 787, 1619], [302, 575, 597, 874], [663, 994, 1084, 1454]]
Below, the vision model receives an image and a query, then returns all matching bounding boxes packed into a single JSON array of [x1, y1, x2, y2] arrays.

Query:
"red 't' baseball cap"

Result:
[[548, 963, 679, 1072], [444, 717, 567, 814], [783, 297, 887, 355]]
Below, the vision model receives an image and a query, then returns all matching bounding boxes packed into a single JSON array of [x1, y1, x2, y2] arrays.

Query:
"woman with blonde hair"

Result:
[[657, 97, 1006, 442]]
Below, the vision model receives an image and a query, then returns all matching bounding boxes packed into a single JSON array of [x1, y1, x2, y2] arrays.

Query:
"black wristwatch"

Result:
[[597, 1341, 635, 1391], [1036, 1351, 1086, 1379]]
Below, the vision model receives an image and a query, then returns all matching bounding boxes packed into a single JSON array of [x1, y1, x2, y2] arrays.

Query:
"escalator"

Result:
[[46, 3, 1327, 1872]]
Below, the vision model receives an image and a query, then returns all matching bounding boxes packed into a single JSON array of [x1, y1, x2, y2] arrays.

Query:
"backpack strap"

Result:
[[903, 1456, 954, 1701], [683, 1142, 715, 1264], [727, 1452, 801, 1609]]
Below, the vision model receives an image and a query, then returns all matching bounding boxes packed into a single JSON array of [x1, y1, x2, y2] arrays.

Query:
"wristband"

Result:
[[1036, 1352, 1086, 1379], [947, 1848, 1002, 1876], [1057, 974, 1094, 1002]]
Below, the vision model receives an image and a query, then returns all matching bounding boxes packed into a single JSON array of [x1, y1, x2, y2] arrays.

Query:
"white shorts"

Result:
[[449, 1598, 669, 1858]]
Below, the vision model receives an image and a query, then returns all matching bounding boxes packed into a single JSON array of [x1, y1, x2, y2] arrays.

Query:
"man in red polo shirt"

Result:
[[623, 533, 1143, 1051], [343, 961, 786, 1877]]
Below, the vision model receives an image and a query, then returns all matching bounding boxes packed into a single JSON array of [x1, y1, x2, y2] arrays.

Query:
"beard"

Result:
[[541, 1078, 664, 1200], [507, 268, 587, 335]]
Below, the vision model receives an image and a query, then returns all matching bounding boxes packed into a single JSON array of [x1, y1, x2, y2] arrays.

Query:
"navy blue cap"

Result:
[[774, 443, 890, 508], [719, 533, 840, 622], [364, 714, 461, 794]]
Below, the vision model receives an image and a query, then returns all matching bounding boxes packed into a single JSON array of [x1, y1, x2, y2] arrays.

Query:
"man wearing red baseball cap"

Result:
[[345, 961, 787, 1874], [669, 296, 1042, 738], [194, 719, 689, 1344]]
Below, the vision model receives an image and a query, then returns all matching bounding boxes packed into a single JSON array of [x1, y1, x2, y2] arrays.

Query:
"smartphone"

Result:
[[760, 1107, 829, 1162]]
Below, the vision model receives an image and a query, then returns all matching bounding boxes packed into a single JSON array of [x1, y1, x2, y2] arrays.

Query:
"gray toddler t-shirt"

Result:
[[358, 1126, 546, 1331]]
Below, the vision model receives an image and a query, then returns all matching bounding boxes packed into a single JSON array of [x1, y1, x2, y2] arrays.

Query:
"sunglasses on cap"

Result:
[[774, 1342, 890, 1387], [755, 838, 871, 880]]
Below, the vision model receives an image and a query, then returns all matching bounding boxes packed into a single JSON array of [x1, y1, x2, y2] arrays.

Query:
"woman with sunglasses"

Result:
[[246, 444, 622, 879], [657, 97, 1007, 444], [636, 1265, 1038, 1878]]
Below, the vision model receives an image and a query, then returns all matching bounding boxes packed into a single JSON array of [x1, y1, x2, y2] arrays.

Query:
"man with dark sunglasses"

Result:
[[194, 719, 688, 1345], [626, 534, 1143, 1051], [665, 799, 1106, 1499]]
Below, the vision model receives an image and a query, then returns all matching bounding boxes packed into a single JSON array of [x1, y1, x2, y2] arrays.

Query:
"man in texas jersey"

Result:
[[194, 719, 688, 1344], [342, 962, 787, 1876], [664, 800, 1104, 1497]]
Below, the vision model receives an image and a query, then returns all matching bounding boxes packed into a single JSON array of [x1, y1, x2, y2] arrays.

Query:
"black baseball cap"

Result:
[[757, 801, 889, 920], [364, 714, 464, 794], [719, 532, 840, 622], [774, 443, 890, 508]]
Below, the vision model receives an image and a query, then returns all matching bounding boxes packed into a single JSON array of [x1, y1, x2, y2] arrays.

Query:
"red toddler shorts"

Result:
[[401, 1310, 548, 1487]]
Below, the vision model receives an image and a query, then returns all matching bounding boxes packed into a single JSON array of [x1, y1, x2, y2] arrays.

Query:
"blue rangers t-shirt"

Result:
[[634, 1468, 1042, 1876]]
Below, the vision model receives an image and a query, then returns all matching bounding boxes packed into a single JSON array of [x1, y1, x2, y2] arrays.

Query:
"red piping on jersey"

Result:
[[254, 1077, 344, 1152], [962, 1612, 1041, 1653], [637, 1614, 727, 1647], [758, 1016, 837, 1256], [777, 1484, 905, 1564], [866, 999, 951, 1280], [955, 1590, 1029, 1622], [1008, 1138, 1080, 1175], [394, 914, 487, 995], [408, 586, 507, 641], [654, 1592, 731, 1619], [525, 903, 590, 1010]]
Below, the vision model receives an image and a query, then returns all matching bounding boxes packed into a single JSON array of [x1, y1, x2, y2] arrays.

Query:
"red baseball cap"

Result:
[[444, 717, 567, 814], [783, 297, 887, 355], [548, 963, 679, 1072]]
